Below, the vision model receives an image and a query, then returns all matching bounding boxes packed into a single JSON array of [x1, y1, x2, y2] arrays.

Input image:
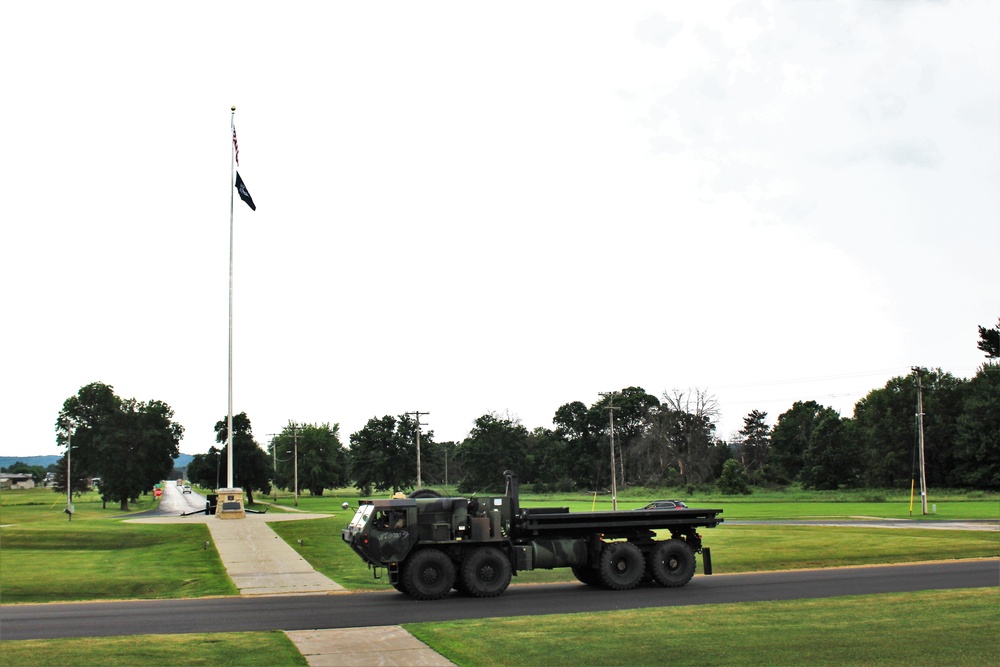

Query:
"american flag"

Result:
[[232, 127, 240, 166]]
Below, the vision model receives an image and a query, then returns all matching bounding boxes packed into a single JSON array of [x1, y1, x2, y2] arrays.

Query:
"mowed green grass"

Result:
[[263, 486, 999, 521], [1, 486, 997, 666], [408, 588, 1000, 667], [3, 487, 997, 601], [0, 631, 306, 667], [0, 488, 236, 603], [1, 589, 995, 666], [245, 487, 1000, 590], [0, 521, 238, 603], [270, 518, 999, 590]]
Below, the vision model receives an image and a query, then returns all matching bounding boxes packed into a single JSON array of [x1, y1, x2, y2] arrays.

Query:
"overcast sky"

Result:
[[2, 1, 997, 458]]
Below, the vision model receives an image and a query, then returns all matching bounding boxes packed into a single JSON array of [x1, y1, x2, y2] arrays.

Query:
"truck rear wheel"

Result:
[[460, 546, 511, 598], [598, 542, 645, 590], [401, 548, 455, 600], [648, 539, 695, 587]]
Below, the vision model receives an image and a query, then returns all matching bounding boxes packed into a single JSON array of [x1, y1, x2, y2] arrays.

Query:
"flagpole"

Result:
[[227, 106, 235, 490]]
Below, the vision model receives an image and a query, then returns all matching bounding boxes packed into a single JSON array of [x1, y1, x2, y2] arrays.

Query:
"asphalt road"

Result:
[[145, 482, 208, 517], [3, 560, 996, 641]]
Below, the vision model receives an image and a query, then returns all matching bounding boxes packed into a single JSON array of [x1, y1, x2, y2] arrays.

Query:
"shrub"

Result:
[[718, 460, 752, 495]]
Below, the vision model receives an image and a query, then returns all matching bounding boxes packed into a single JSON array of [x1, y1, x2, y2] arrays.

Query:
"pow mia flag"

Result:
[[235, 172, 256, 211]]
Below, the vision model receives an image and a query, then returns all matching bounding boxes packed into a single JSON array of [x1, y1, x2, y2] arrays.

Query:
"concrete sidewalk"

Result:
[[204, 514, 346, 596], [129, 512, 345, 595], [127, 510, 454, 665], [286, 626, 456, 666]]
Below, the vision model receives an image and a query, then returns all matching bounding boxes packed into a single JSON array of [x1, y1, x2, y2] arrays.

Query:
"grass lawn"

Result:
[[3, 486, 996, 601], [267, 513, 999, 590], [1, 485, 996, 666], [408, 588, 1000, 667], [0, 631, 306, 666], [0, 488, 237, 603], [0, 521, 238, 603]]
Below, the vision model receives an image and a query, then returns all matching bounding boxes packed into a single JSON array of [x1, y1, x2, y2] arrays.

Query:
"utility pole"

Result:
[[292, 424, 300, 507], [266, 435, 277, 502], [66, 430, 73, 521], [599, 392, 619, 511], [406, 411, 429, 489], [913, 367, 928, 515]]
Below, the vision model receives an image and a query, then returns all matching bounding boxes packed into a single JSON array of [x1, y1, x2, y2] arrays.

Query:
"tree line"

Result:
[[55, 320, 999, 504]]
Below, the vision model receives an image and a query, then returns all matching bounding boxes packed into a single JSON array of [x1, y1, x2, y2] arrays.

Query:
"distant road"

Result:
[[2, 560, 996, 641], [727, 519, 998, 531], [137, 481, 207, 517]]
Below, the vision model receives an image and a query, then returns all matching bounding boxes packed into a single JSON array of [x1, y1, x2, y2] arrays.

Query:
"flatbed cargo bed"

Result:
[[513, 507, 723, 539]]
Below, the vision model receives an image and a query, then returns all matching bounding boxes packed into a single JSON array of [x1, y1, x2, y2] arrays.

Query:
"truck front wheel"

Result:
[[402, 549, 455, 600], [460, 546, 512, 598], [572, 565, 601, 587], [598, 542, 645, 590], [648, 539, 696, 587]]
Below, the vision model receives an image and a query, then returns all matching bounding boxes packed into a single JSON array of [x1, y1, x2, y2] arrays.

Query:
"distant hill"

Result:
[[2, 453, 196, 471], [0, 455, 61, 469]]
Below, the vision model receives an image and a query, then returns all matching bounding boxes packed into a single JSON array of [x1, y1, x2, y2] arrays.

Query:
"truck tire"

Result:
[[598, 542, 645, 590], [572, 565, 602, 587], [408, 488, 442, 498], [460, 546, 512, 598], [648, 539, 695, 587], [401, 549, 455, 600]]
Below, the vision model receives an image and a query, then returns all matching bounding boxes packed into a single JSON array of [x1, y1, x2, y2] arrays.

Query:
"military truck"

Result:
[[341, 471, 723, 600]]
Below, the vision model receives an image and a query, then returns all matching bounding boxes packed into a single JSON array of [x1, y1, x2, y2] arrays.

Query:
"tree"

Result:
[[736, 410, 770, 484], [594, 387, 659, 488], [976, 318, 999, 359], [213, 413, 272, 504], [551, 401, 606, 489], [271, 422, 348, 497], [348, 415, 425, 495], [800, 411, 857, 490], [638, 389, 719, 487], [56, 383, 182, 510], [455, 413, 529, 494], [50, 455, 91, 497], [186, 446, 223, 490], [420, 440, 461, 487], [717, 458, 751, 495], [853, 370, 966, 488], [950, 323, 1000, 490], [951, 364, 1000, 490], [770, 401, 826, 482], [523, 427, 574, 492]]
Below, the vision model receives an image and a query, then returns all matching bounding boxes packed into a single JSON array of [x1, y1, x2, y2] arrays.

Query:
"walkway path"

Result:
[[127, 491, 453, 665], [130, 511, 344, 595]]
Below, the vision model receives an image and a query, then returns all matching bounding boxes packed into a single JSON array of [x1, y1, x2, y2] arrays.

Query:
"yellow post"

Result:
[[909, 479, 915, 516]]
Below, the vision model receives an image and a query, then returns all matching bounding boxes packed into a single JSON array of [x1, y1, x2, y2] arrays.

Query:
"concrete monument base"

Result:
[[215, 487, 245, 519]]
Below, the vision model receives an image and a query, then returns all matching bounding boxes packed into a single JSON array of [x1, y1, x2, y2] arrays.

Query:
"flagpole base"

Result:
[[215, 487, 246, 520]]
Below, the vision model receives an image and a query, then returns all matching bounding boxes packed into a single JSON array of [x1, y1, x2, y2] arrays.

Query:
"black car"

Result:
[[635, 500, 688, 510]]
